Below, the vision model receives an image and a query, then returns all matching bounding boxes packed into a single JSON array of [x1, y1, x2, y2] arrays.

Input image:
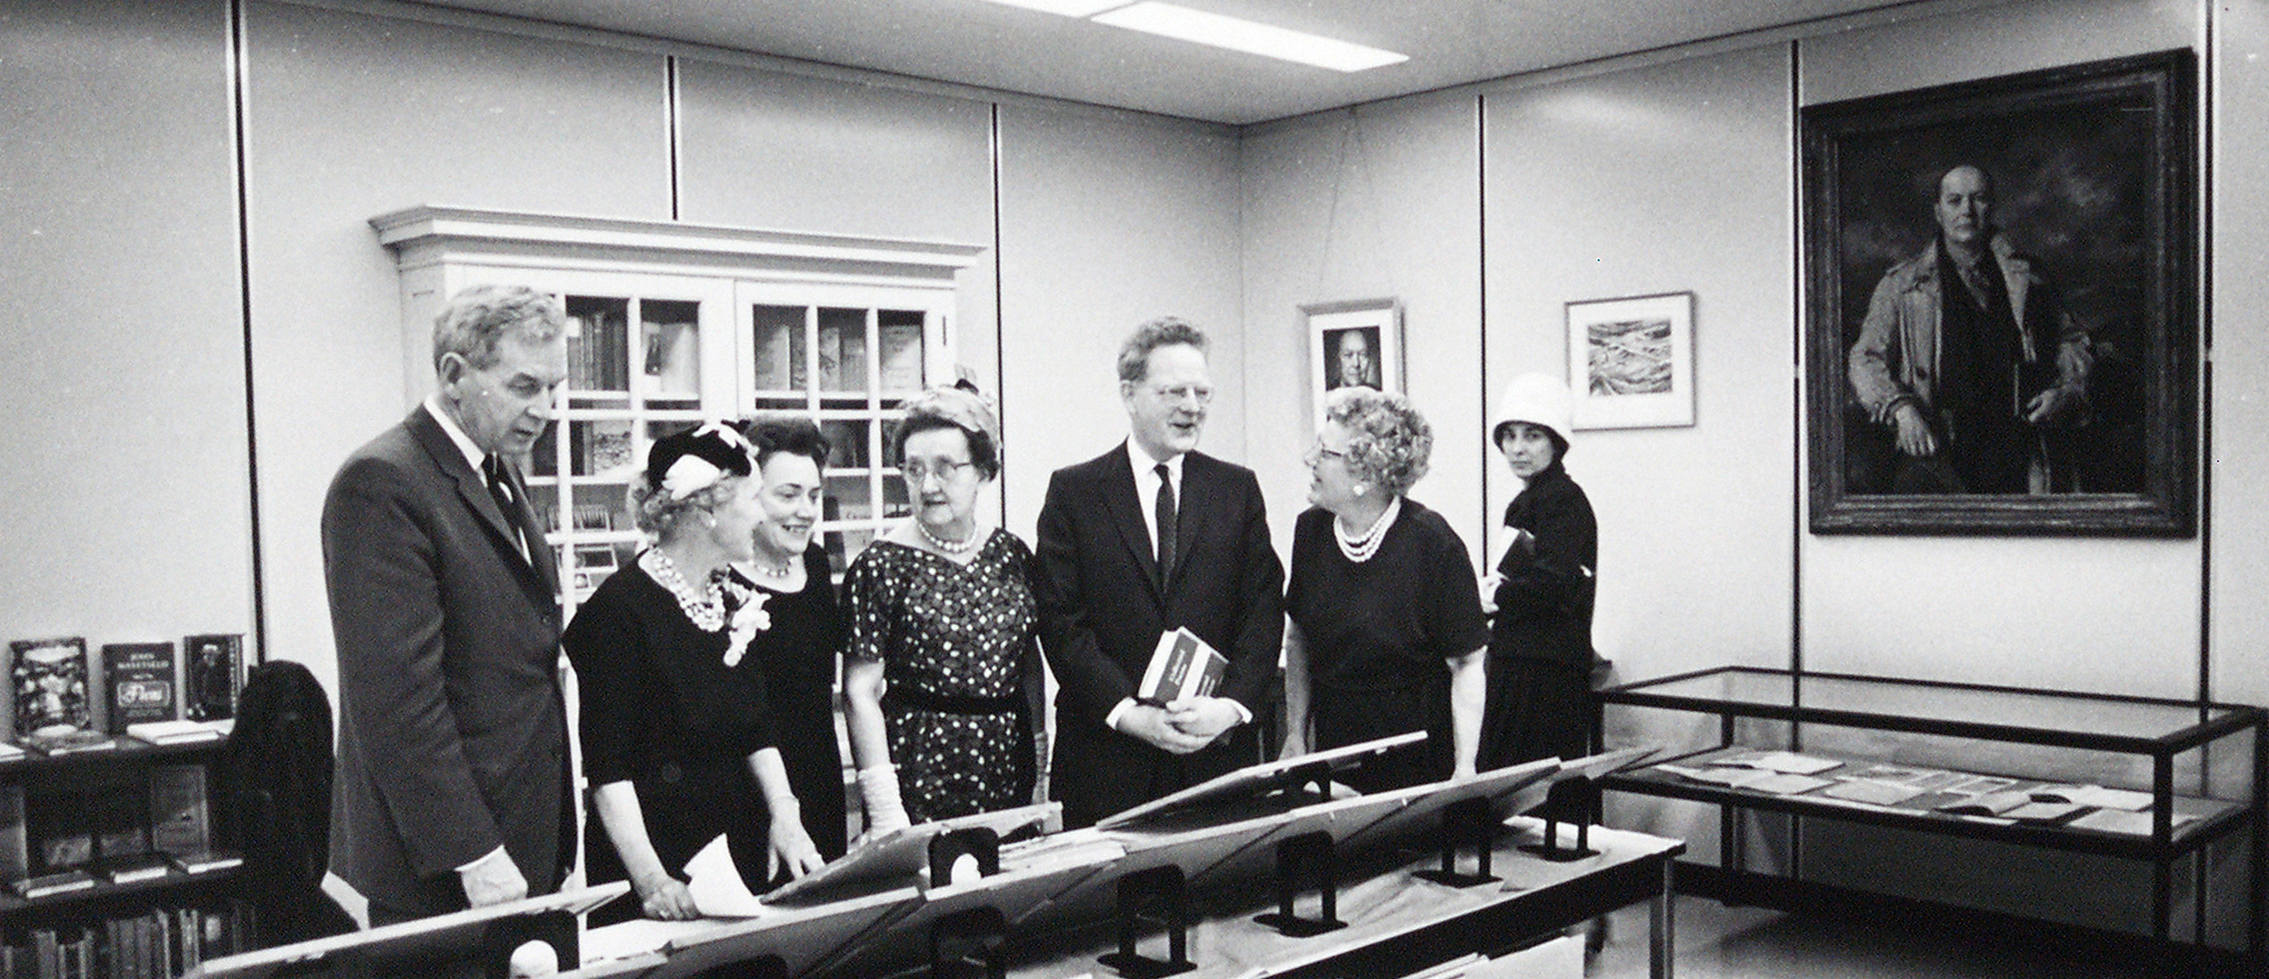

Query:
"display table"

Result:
[[578, 819, 1683, 979], [1596, 666, 2266, 957]]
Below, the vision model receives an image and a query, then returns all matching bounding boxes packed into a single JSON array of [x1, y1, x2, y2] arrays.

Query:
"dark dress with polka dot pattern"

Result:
[[843, 530, 1041, 825]]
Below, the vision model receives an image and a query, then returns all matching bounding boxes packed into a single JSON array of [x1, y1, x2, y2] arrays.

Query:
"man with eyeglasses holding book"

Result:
[[1034, 317, 1286, 829]]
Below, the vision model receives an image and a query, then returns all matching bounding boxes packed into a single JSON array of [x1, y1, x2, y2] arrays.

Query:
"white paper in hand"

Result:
[[684, 834, 771, 919]]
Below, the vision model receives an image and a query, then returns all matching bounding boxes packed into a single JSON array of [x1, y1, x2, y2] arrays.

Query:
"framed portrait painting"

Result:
[[1803, 49, 2196, 536], [1567, 292, 1695, 430], [1304, 298, 1402, 426]]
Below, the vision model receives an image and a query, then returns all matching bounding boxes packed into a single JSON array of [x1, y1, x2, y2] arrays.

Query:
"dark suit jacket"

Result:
[[322, 405, 569, 916], [1034, 443, 1284, 828]]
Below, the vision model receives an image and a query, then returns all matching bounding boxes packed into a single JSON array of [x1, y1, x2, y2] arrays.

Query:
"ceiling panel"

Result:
[[410, 0, 1913, 124]]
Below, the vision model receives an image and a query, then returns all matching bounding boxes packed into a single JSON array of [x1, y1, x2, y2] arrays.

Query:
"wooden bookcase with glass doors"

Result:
[[372, 207, 984, 617]]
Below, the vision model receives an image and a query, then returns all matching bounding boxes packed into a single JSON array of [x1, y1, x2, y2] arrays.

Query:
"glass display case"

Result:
[[1597, 666, 2264, 954]]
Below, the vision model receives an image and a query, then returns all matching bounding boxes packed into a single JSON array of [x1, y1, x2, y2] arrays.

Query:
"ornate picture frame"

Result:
[[1803, 50, 2196, 535]]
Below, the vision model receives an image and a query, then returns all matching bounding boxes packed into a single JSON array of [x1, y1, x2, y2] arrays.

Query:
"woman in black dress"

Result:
[[564, 424, 824, 923], [736, 417, 849, 860], [1477, 373, 1598, 770], [1282, 388, 1489, 793], [842, 386, 1042, 830]]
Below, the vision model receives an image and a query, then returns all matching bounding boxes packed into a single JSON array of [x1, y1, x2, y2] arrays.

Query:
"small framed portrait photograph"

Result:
[[1566, 292, 1696, 430], [1803, 50, 2195, 535], [1303, 298, 1402, 425]]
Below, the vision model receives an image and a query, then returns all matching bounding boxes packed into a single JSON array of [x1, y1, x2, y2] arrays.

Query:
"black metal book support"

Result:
[[1096, 864, 1196, 978], [930, 826, 1002, 887], [1412, 796, 1501, 887], [1253, 830, 1347, 937], [1520, 777, 1601, 862]]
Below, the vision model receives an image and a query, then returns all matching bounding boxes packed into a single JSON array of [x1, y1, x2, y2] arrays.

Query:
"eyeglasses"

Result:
[[1302, 440, 1348, 467], [901, 459, 976, 483], [1149, 384, 1214, 405]]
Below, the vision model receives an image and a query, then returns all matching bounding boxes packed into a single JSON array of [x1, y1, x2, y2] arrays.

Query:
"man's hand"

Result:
[[2025, 387, 2081, 425], [1892, 403, 1937, 457], [1116, 703, 1214, 755], [458, 847, 530, 908], [1477, 571, 1504, 615], [1164, 697, 1242, 742]]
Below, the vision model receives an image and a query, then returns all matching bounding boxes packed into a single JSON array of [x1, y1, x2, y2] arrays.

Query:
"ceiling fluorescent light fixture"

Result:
[[1091, 2, 1407, 72], [969, 0, 1129, 16]]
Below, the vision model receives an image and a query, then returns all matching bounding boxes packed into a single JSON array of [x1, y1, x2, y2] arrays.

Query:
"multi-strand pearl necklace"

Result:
[[646, 549, 748, 632], [1333, 496, 1401, 564], [916, 519, 980, 554]]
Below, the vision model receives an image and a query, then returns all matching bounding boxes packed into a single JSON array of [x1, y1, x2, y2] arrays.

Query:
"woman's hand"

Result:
[[633, 870, 700, 920], [1477, 571, 1504, 615], [768, 814, 826, 881]]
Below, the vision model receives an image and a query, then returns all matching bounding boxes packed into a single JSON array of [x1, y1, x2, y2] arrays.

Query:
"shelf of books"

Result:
[[3, 636, 253, 975]]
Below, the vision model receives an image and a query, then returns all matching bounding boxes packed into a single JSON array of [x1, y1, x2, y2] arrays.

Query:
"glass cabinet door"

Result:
[[516, 273, 737, 612], [740, 283, 952, 578]]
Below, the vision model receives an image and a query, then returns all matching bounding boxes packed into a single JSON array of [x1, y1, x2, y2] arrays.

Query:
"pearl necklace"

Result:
[[646, 549, 746, 632], [746, 555, 796, 580], [1333, 496, 1401, 564], [915, 519, 980, 554]]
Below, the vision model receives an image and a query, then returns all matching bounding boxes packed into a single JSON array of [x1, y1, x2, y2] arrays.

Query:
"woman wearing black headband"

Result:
[[563, 423, 824, 923]]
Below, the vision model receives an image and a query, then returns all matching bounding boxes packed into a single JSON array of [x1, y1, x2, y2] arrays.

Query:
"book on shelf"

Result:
[[21, 729, 119, 755], [13, 867, 96, 898], [125, 718, 230, 745], [90, 777, 149, 860], [165, 849, 243, 875], [0, 739, 21, 762], [0, 784, 24, 884], [878, 322, 925, 392], [1134, 627, 1227, 706], [29, 787, 93, 872], [10, 636, 92, 738], [150, 763, 212, 857], [99, 852, 173, 886], [102, 641, 177, 733], [182, 633, 244, 722]]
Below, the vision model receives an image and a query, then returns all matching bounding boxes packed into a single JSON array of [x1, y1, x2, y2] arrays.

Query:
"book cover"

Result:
[[182, 634, 243, 722], [102, 642, 176, 733], [99, 853, 172, 886], [149, 764, 210, 857], [0, 784, 25, 884], [13, 868, 94, 899], [1135, 627, 1228, 705], [89, 778, 147, 860], [125, 719, 227, 745], [27, 788, 91, 872], [10, 636, 91, 738], [165, 850, 242, 875]]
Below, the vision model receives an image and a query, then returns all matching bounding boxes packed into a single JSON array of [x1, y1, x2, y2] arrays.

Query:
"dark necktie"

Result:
[[1153, 462, 1177, 585], [483, 456, 528, 560]]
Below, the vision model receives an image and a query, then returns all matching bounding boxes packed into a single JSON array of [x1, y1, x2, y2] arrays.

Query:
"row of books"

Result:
[[3, 636, 243, 753], [567, 309, 632, 392], [11, 850, 243, 901], [1, 765, 218, 890], [750, 319, 925, 393], [1, 899, 253, 979]]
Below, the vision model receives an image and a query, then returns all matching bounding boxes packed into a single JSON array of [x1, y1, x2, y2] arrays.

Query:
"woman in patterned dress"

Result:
[[842, 386, 1044, 831]]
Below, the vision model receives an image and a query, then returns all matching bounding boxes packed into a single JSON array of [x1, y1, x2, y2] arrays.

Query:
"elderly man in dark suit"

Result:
[[1035, 317, 1286, 829], [323, 285, 574, 924]]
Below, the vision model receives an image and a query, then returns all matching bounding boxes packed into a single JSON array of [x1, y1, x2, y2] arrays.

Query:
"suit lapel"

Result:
[[1165, 453, 1215, 595], [501, 463, 560, 598], [1101, 444, 1164, 602], [409, 408, 553, 597]]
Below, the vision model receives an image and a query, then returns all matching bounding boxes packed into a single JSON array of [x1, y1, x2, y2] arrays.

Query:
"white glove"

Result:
[[857, 764, 912, 835]]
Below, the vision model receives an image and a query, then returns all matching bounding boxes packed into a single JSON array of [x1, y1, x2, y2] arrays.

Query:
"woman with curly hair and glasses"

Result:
[[1281, 388, 1489, 793]]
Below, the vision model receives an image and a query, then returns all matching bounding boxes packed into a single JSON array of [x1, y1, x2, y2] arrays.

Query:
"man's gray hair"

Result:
[[432, 284, 567, 373], [1116, 316, 1209, 384]]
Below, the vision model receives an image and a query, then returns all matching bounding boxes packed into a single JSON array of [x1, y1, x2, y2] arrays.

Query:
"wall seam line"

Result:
[[232, 0, 269, 664]]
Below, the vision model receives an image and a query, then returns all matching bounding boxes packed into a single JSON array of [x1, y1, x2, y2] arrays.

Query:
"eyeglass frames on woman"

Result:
[[901, 459, 976, 483]]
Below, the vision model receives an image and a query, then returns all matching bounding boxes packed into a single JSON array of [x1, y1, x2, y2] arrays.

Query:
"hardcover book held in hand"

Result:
[[182, 634, 244, 722], [1135, 627, 1228, 706], [10, 637, 92, 738], [102, 642, 177, 733]]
